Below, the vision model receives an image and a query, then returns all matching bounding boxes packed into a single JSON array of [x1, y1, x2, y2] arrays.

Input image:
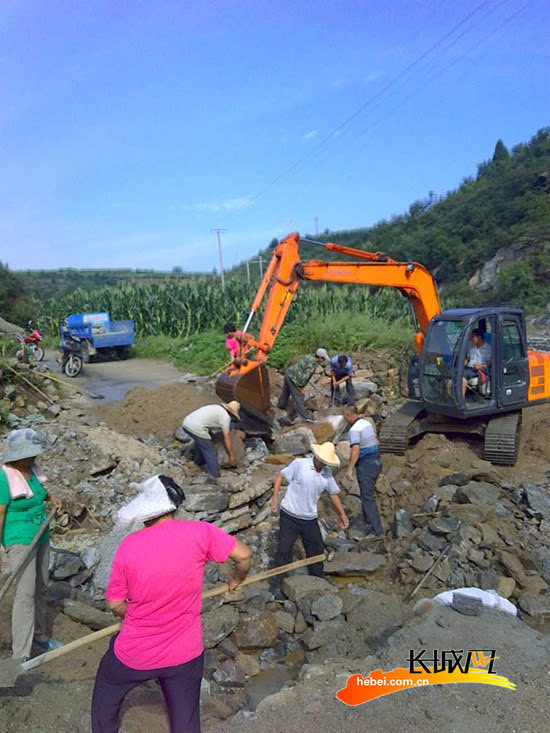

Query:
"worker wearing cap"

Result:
[[269, 442, 349, 596], [182, 401, 241, 479], [277, 349, 329, 420], [92, 474, 251, 732]]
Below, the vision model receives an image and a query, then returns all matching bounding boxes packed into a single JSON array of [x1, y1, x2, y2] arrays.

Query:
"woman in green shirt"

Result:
[[0, 428, 63, 660]]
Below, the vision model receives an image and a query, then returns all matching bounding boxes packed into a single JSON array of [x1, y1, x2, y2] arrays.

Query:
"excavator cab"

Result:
[[419, 308, 529, 419]]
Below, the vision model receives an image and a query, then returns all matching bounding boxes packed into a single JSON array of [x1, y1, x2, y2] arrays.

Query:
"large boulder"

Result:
[[228, 466, 279, 509], [310, 593, 343, 621], [454, 481, 501, 505], [60, 599, 115, 630], [302, 618, 351, 650], [203, 605, 239, 648], [345, 590, 403, 638], [273, 427, 316, 456], [233, 610, 279, 649], [324, 551, 385, 576], [184, 488, 229, 513], [49, 548, 85, 581], [523, 484, 550, 521], [281, 575, 334, 602]]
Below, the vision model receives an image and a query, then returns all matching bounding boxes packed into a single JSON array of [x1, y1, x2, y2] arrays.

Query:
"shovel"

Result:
[[0, 552, 325, 688]]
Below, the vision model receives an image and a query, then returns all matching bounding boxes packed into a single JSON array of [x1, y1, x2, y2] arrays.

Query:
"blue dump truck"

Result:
[[60, 313, 134, 362]]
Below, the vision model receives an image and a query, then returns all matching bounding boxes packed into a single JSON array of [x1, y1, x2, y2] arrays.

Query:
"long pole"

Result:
[[211, 228, 226, 290], [246, 258, 250, 284]]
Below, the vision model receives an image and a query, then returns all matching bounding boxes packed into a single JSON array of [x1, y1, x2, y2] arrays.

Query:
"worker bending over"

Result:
[[269, 442, 348, 598], [182, 402, 241, 479], [330, 353, 355, 404]]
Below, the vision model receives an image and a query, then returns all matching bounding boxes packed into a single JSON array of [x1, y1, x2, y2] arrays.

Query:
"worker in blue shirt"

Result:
[[330, 353, 356, 404]]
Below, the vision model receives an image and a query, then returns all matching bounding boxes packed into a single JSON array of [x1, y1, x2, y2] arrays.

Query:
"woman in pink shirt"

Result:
[[223, 322, 250, 361], [91, 475, 251, 733]]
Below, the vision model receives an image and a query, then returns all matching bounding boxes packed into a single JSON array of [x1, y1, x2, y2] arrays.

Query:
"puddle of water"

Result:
[[245, 649, 304, 711]]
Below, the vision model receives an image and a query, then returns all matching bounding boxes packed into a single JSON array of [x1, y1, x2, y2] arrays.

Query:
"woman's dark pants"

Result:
[[355, 454, 383, 535], [92, 636, 204, 733]]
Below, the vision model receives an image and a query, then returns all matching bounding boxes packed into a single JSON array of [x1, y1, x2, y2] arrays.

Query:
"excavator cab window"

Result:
[[420, 319, 463, 406], [462, 318, 495, 408]]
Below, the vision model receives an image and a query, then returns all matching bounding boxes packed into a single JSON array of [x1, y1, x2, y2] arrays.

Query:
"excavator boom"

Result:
[[216, 232, 441, 414]]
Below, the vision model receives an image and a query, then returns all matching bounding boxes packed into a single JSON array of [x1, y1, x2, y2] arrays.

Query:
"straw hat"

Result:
[[1, 429, 49, 464], [223, 401, 241, 420], [311, 442, 340, 468]]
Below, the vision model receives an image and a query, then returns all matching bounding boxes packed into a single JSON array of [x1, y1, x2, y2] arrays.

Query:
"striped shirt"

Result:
[[348, 417, 379, 459]]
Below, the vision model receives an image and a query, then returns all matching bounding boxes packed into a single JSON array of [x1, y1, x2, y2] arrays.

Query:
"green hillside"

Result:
[[231, 128, 550, 311]]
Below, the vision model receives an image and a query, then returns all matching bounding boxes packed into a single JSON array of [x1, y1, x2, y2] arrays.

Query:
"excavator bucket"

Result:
[[215, 361, 271, 414]]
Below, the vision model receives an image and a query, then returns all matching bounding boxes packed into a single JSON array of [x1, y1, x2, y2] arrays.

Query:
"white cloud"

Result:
[[364, 71, 382, 84], [188, 196, 253, 214], [302, 129, 318, 142]]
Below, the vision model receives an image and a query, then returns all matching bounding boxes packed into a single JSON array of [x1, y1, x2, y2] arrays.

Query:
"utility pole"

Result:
[[246, 258, 250, 284], [314, 216, 318, 236], [210, 228, 226, 290], [258, 255, 264, 278]]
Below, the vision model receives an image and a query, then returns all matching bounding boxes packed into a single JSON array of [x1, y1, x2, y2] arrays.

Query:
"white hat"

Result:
[[311, 442, 340, 468], [117, 475, 177, 526], [315, 348, 330, 361], [223, 401, 241, 420]]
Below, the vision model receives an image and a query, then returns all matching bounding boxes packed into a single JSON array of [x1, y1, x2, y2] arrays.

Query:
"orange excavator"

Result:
[[216, 233, 550, 465]]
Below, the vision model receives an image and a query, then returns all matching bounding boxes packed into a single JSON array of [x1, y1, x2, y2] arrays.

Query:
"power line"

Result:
[[344, 1, 534, 162], [249, 0, 492, 203]]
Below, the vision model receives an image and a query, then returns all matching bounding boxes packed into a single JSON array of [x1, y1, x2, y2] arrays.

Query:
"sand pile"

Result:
[[94, 382, 217, 440]]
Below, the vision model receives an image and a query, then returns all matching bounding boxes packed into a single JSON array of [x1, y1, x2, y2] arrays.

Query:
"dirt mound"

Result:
[[94, 382, 217, 440]]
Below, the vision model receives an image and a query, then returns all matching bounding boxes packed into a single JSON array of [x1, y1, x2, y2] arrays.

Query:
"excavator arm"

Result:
[[216, 232, 441, 413]]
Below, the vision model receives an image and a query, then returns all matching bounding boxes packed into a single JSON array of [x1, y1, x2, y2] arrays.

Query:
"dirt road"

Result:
[[44, 352, 186, 403]]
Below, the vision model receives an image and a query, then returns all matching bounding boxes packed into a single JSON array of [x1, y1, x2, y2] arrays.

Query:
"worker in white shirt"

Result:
[[269, 442, 349, 598], [182, 402, 240, 479]]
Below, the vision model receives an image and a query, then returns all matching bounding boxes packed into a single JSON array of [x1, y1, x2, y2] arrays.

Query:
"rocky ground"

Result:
[[0, 351, 549, 732]]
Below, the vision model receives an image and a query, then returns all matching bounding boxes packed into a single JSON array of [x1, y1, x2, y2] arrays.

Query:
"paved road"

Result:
[[44, 351, 186, 403]]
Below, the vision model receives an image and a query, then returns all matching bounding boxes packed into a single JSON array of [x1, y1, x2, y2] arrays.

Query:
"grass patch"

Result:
[[131, 312, 413, 375], [267, 313, 412, 369]]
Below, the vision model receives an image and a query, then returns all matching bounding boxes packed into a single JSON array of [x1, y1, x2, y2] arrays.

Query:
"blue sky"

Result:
[[1, 0, 548, 272]]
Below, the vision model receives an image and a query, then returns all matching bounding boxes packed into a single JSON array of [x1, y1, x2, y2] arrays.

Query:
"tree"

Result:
[[172, 266, 183, 274], [492, 139, 510, 163]]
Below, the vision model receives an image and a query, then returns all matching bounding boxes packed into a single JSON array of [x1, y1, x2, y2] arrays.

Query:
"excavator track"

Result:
[[483, 411, 522, 466], [379, 401, 426, 455]]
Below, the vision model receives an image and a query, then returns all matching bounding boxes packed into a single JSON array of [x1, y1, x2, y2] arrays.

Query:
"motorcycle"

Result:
[[58, 335, 84, 377], [24, 321, 44, 362]]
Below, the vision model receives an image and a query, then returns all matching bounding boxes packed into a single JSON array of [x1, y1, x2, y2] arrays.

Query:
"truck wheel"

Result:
[[116, 346, 130, 360], [64, 354, 83, 377]]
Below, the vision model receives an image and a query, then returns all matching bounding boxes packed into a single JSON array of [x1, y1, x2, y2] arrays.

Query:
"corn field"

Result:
[[34, 276, 409, 339]]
